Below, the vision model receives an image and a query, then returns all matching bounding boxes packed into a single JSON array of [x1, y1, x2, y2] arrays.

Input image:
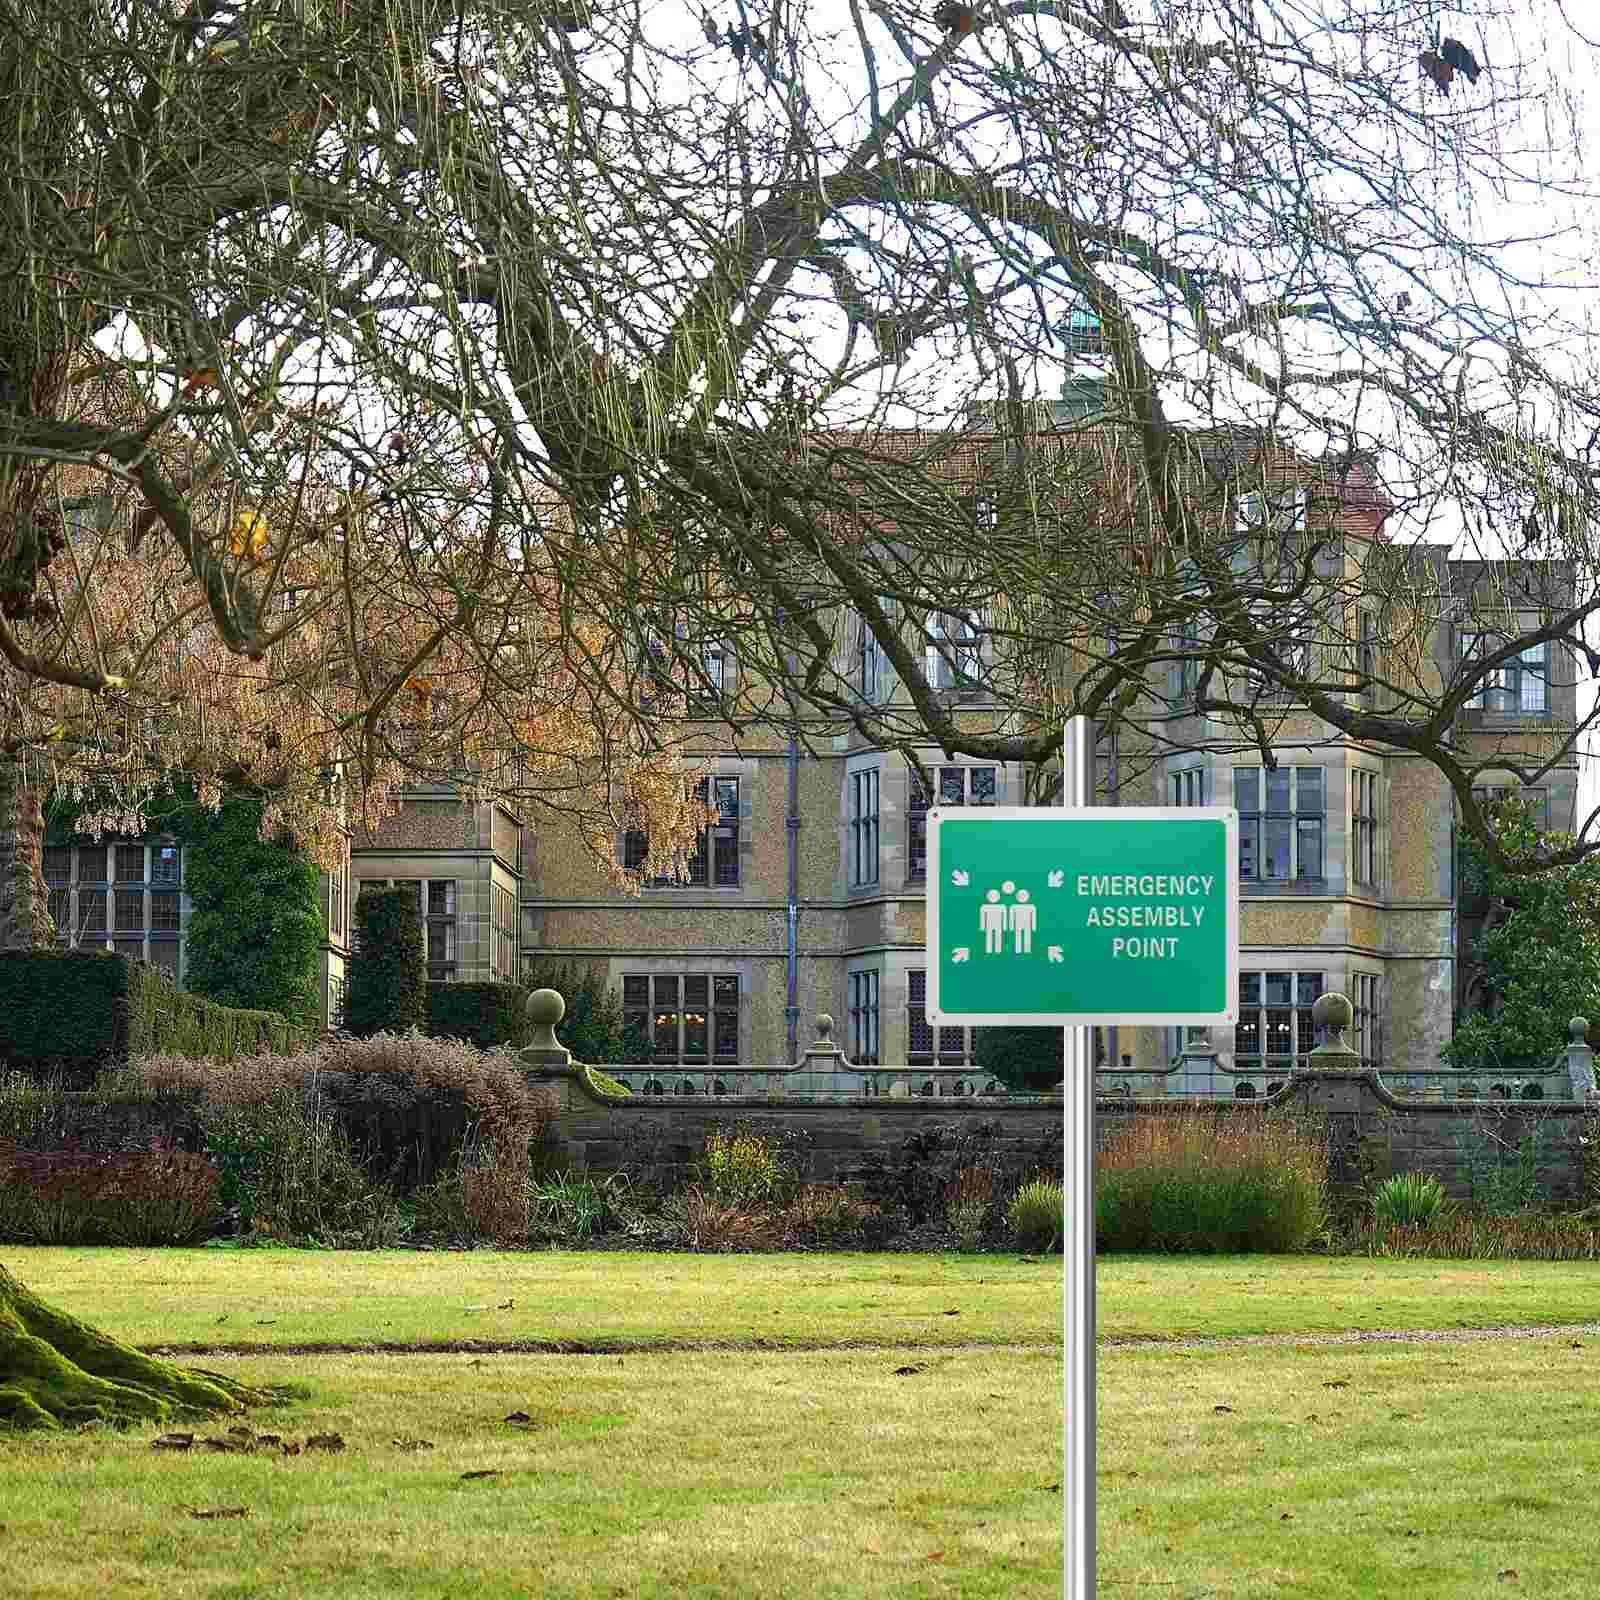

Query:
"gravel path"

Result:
[[1102, 1321, 1600, 1350]]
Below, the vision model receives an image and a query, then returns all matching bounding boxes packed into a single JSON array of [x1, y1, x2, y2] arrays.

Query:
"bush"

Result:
[[1372, 1171, 1449, 1230], [0, 1139, 220, 1245], [944, 1166, 997, 1249], [1095, 1109, 1327, 1253], [345, 886, 425, 1037], [698, 1125, 799, 1208], [1008, 1178, 1064, 1253], [974, 1026, 1063, 1093], [858, 1122, 1012, 1226], [527, 1171, 630, 1244], [199, 1086, 403, 1247], [1341, 1210, 1600, 1261], [427, 983, 531, 1049]]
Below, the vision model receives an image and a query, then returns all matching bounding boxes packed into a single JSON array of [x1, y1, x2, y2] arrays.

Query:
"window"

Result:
[[1234, 766, 1324, 882], [426, 879, 457, 982], [624, 777, 740, 886], [1472, 785, 1550, 831], [689, 641, 728, 707], [325, 860, 346, 941], [850, 769, 880, 887], [115, 844, 144, 882], [151, 892, 180, 931], [908, 969, 974, 1066], [857, 611, 890, 703], [1458, 634, 1548, 713], [1352, 769, 1377, 888], [1170, 767, 1207, 807], [974, 495, 997, 535], [43, 848, 69, 943], [1236, 487, 1309, 539], [849, 970, 880, 1066], [1358, 612, 1377, 707], [152, 842, 180, 884], [1235, 972, 1323, 1075], [1352, 972, 1380, 1069], [78, 847, 107, 883], [622, 973, 739, 1063], [79, 886, 106, 933], [908, 763, 996, 882], [1172, 622, 1205, 707], [925, 610, 982, 692], [493, 884, 517, 981], [114, 889, 144, 933]]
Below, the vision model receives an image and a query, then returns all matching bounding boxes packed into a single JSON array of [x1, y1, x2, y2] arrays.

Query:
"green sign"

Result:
[[926, 807, 1239, 1026]]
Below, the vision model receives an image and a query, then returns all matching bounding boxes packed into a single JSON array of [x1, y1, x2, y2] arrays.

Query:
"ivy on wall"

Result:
[[47, 781, 325, 1033]]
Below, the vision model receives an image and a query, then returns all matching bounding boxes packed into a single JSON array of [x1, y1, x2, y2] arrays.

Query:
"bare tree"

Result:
[[2, 0, 1600, 1415]]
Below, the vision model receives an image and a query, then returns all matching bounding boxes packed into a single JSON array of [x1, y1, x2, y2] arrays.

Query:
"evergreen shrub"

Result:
[[426, 982, 530, 1049], [345, 886, 425, 1036]]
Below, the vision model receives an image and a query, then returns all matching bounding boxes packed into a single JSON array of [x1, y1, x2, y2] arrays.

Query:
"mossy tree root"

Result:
[[0, 1265, 265, 1431]]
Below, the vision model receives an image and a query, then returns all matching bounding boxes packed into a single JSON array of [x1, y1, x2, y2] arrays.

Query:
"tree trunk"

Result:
[[0, 1263, 265, 1430], [0, 768, 264, 1432], [0, 755, 52, 951]]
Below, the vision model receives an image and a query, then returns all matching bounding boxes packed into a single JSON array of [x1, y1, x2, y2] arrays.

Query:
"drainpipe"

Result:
[[785, 716, 801, 1064]]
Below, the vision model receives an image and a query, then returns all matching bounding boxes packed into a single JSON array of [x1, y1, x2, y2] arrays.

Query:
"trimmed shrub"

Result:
[[0, 951, 301, 1083], [1007, 1178, 1065, 1253], [345, 887, 425, 1037], [974, 1026, 1063, 1093], [1095, 1109, 1328, 1253], [427, 982, 531, 1049]]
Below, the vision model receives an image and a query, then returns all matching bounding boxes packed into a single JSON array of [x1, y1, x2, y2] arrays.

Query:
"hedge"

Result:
[[425, 982, 531, 1049], [0, 950, 303, 1079]]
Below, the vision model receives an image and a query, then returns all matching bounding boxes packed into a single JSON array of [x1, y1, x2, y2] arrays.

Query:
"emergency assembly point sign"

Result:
[[926, 806, 1239, 1026]]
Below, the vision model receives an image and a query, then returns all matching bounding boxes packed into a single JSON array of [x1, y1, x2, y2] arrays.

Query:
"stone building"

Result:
[[517, 399, 1582, 1086]]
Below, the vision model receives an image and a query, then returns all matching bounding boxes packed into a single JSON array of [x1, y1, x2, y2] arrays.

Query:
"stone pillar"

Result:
[[1566, 1017, 1596, 1102], [785, 1013, 867, 1097]]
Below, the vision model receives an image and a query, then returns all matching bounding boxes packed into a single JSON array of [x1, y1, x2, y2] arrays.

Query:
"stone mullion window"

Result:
[[849, 969, 880, 1065], [1352, 769, 1377, 888], [1235, 766, 1324, 883], [850, 769, 880, 887], [1352, 973, 1381, 1069], [907, 968, 974, 1067], [622, 973, 739, 1066], [1235, 971, 1322, 1084], [909, 762, 996, 883]]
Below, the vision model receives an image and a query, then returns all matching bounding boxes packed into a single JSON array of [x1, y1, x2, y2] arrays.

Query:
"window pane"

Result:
[[940, 767, 965, 805], [713, 1008, 739, 1060], [1296, 818, 1323, 879], [653, 976, 679, 1007], [151, 893, 179, 931], [683, 1008, 709, 1058], [115, 845, 145, 882], [623, 976, 649, 1007], [684, 975, 709, 1008], [1265, 1009, 1294, 1055], [1236, 1015, 1261, 1055], [970, 767, 997, 805], [1234, 770, 1257, 812], [79, 847, 107, 882], [47, 887, 68, 938], [1263, 818, 1291, 877], [653, 1009, 678, 1057], [428, 880, 454, 915], [1239, 973, 1261, 1005], [622, 830, 648, 871], [714, 778, 739, 817], [1265, 972, 1293, 1006], [80, 891, 106, 930], [115, 890, 144, 931], [713, 975, 738, 1006], [713, 824, 739, 886], [1295, 768, 1323, 813], [1239, 818, 1258, 879], [1265, 768, 1291, 813], [42, 848, 70, 885]]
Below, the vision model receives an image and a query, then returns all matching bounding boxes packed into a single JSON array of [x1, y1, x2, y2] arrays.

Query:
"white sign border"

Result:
[[926, 805, 1240, 1026]]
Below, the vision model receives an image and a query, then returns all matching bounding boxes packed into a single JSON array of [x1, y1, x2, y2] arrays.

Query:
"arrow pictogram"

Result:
[[1047, 945, 1064, 963], [951, 869, 969, 886], [1047, 869, 1065, 888], [951, 947, 970, 963]]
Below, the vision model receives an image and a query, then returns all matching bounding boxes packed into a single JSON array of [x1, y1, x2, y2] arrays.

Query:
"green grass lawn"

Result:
[[8, 1248, 1600, 1597]]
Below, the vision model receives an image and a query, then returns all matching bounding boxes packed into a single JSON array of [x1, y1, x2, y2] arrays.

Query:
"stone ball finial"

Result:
[[525, 988, 566, 1055], [815, 1013, 834, 1043], [1311, 991, 1353, 1032], [1572, 1017, 1591, 1044], [527, 988, 565, 1028]]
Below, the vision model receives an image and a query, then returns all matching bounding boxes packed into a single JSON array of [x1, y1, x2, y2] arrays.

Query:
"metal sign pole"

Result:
[[1061, 715, 1095, 1600]]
